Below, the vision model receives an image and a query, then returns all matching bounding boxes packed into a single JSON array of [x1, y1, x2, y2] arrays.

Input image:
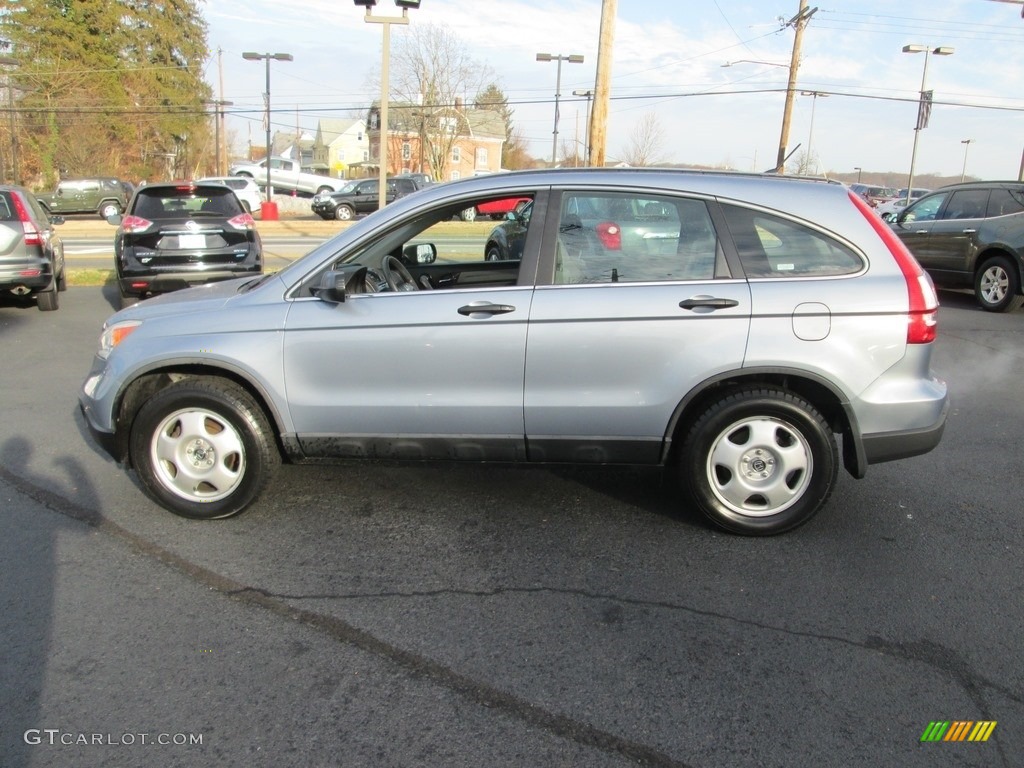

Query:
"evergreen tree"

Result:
[[0, 0, 211, 186]]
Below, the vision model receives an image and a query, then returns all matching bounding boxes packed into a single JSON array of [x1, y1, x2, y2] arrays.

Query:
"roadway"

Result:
[[0, 285, 1020, 767]]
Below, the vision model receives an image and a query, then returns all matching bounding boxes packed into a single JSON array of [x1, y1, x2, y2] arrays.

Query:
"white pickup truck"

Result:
[[229, 157, 345, 196]]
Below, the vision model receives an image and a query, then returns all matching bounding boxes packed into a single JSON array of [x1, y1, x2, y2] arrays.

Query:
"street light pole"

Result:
[[854, 166, 863, 183], [572, 89, 594, 165], [960, 139, 974, 182], [537, 53, 584, 167], [242, 51, 293, 219], [902, 44, 953, 204], [357, 1, 420, 211], [800, 90, 828, 174]]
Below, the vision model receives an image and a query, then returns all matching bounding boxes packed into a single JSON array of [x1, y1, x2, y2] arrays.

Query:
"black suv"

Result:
[[108, 181, 262, 307], [0, 185, 66, 311], [311, 177, 421, 221], [890, 181, 1024, 312]]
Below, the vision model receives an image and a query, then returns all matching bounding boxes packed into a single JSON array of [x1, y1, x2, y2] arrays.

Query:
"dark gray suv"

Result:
[[889, 180, 1024, 312], [81, 169, 948, 535]]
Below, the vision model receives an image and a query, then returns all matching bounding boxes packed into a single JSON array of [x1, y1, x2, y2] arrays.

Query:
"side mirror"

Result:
[[504, 211, 517, 221], [311, 265, 368, 304], [106, 214, 123, 226], [402, 242, 437, 265]]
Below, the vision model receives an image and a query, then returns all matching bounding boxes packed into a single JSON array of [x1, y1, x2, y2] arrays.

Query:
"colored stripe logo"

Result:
[[920, 721, 997, 742]]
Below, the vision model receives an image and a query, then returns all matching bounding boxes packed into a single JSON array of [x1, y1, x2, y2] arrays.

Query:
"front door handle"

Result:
[[961, 228, 977, 234], [458, 302, 516, 317], [679, 297, 740, 310]]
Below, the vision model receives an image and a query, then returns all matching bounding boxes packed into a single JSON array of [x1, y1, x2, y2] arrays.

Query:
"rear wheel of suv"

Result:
[[974, 255, 1024, 313], [36, 287, 59, 311], [334, 204, 355, 221], [460, 207, 477, 222], [98, 201, 121, 219], [129, 378, 280, 519], [680, 387, 837, 535]]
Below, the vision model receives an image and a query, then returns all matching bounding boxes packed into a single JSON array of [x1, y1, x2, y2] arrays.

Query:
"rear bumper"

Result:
[[861, 397, 949, 465], [118, 266, 261, 296], [0, 259, 54, 291]]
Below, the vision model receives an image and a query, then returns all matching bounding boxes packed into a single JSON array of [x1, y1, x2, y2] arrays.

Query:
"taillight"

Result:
[[850, 190, 938, 344], [596, 221, 621, 250], [227, 212, 256, 230], [120, 214, 153, 233], [9, 191, 42, 246]]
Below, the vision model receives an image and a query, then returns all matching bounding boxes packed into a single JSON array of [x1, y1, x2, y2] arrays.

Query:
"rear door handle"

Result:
[[458, 302, 516, 317], [679, 297, 740, 310], [961, 228, 977, 234]]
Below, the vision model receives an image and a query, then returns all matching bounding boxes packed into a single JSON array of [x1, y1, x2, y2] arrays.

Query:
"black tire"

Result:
[[118, 292, 139, 310], [334, 204, 355, 221], [316, 185, 333, 194], [679, 387, 837, 535], [485, 243, 503, 262], [99, 201, 121, 219], [974, 255, 1024, 313], [36, 288, 59, 311], [460, 207, 477, 222], [129, 378, 279, 519], [57, 268, 68, 292]]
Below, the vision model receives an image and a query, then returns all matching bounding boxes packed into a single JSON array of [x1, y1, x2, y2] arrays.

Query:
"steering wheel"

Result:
[[381, 255, 420, 292]]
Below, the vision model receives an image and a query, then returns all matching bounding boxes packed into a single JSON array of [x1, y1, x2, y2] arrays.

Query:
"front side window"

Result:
[[902, 193, 948, 223], [554, 192, 718, 284], [721, 204, 863, 278], [299, 191, 538, 297]]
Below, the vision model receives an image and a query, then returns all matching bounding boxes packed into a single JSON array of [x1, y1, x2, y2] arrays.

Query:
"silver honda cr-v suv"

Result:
[[80, 169, 948, 535]]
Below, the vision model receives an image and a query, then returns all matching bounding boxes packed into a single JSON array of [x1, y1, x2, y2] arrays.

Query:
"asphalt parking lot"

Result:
[[0, 286, 1021, 767]]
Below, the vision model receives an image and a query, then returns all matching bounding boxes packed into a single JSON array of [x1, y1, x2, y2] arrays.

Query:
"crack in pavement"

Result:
[[0, 464, 693, 768]]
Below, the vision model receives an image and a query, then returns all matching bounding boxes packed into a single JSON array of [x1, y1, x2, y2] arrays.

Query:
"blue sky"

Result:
[[203, 0, 1024, 180]]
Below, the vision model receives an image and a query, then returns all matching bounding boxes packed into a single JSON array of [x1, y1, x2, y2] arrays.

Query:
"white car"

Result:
[[197, 176, 264, 214], [876, 188, 931, 219]]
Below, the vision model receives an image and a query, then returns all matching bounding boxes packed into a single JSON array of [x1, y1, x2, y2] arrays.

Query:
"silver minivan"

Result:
[[80, 169, 948, 535]]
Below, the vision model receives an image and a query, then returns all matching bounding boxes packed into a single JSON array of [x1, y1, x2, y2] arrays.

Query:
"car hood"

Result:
[[114, 275, 267, 319]]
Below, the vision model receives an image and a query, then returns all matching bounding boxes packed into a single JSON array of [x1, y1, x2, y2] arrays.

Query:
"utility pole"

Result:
[[775, 1, 816, 174], [588, 0, 616, 168]]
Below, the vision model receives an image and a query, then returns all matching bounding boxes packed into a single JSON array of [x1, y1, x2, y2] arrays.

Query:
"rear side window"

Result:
[[0, 193, 13, 220], [941, 189, 989, 220], [721, 204, 863, 278], [554, 192, 720, 284], [987, 188, 1024, 218]]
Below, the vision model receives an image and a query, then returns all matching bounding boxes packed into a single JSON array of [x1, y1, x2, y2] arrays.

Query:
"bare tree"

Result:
[[387, 23, 495, 180], [619, 111, 669, 167], [788, 149, 820, 176]]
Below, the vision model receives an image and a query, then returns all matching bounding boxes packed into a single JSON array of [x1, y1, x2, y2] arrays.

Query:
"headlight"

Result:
[[98, 320, 142, 359]]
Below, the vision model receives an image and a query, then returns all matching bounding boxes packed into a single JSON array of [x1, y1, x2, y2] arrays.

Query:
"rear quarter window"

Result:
[[987, 188, 1024, 217], [721, 204, 864, 278]]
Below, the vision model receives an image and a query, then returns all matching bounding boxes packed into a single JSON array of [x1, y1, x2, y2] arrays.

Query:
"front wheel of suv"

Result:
[[334, 204, 355, 221], [974, 255, 1024, 313], [679, 387, 837, 535], [129, 378, 280, 519]]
